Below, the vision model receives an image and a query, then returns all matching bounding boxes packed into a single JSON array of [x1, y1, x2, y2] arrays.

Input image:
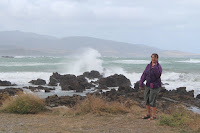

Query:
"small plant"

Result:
[[1, 92, 46, 114]]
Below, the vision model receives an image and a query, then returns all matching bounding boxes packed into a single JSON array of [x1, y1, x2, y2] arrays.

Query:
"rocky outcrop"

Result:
[[48, 72, 60, 86], [98, 74, 131, 88], [0, 88, 23, 96], [59, 75, 85, 92], [82, 70, 102, 79], [29, 79, 46, 85], [77, 75, 95, 89], [45, 94, 85, 107], [46, 72, 200, 111], [196, 94, 200, 99], [162, 87, 195, 101], [0, 80, 16, 86], [48, 73, 85, 92]]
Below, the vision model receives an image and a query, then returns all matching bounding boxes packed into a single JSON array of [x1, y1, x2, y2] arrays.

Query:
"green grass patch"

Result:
[[158, 112, 188, 127]]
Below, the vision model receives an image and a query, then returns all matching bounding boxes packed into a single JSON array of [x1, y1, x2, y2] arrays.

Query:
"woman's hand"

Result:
[[152, 62, 156, 66]]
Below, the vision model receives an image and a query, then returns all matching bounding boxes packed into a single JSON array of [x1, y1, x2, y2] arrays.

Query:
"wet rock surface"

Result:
[[98, 74, 131, 89], [82, 70, 103, 79], [29, 79, 46, 85], [0, 80, 16, 86]]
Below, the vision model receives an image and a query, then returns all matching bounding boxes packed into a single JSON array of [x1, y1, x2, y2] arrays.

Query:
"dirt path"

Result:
[[0, 109, 180, 133]]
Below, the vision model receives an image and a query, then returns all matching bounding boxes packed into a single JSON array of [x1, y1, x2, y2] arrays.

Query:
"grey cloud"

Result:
[[0, 0, 200, 53]]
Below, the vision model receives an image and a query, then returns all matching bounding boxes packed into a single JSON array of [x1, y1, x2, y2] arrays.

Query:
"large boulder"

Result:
[[59, 74, 85, 92], [98, 74, 131, 88], [48, 73, 85, 92], [48, 72, 61, 86], [82, 70, 102, 79], [29, 79, 46, 85]]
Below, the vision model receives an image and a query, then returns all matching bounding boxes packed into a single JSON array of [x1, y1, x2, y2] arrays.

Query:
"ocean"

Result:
[[0, 48, 200, 97]]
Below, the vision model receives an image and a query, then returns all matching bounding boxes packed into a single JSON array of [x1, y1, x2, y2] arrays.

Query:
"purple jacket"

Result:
[[139, 61, 162, 89]]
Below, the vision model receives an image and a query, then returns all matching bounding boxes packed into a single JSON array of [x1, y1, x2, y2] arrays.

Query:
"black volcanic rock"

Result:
[[82, 70, 102, 79], [29, 79, 46, 85], [196, 94, 200, 99], [77, 75, 95, 89], [98, 74, 131, 88], [0, 80, 16, 86], [45, 94, 85, 107], [48, 73, 85, 92], [0, 88, 23, 96]]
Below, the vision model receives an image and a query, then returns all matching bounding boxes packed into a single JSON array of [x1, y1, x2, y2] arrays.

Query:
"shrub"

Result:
[[1, 92, 46, 114]]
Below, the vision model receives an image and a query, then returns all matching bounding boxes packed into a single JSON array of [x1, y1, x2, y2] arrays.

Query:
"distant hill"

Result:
[[0, 30, 199, 57]]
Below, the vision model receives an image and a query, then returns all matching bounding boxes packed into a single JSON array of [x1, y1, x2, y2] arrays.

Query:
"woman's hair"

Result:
[[151, 53, 159, 58]]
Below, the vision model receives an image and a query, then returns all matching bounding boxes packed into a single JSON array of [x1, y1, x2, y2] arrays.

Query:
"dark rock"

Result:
[[77, 75, 95, 89], [188, 90, 194, 97], [134, 81, 140, 90], [82, 70, 102, 79], [59, 74, 85, 92], [196, 94, 200, 99], [133, 81, 145, 91], [118, 86, 134, 94], [48, 73, 86, 92], [0, 88, 23, 96], [29, 79, 46, 85], [98, 74, 131, 88], [45, 94, 85, 107], [48, 72, 60, 86], [25, 86, 55, 93], [176, 87, 187, 95], [0, 80, 15, 86]]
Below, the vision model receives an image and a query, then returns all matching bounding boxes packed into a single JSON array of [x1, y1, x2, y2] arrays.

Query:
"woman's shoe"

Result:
[[142, 114, 150, 119]]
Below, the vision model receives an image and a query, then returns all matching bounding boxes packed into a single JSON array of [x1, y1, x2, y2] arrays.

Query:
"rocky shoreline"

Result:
[[0, 70, 200, 113]]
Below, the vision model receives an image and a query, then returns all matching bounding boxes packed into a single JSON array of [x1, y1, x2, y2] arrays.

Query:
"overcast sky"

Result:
[[0, 0, 200, 53]]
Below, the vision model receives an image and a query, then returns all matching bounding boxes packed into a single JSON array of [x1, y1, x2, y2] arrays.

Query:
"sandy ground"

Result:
[[0, 107, 180, 133]]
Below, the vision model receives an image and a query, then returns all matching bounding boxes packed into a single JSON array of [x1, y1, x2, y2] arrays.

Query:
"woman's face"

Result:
[[151, 55, 158, 63]]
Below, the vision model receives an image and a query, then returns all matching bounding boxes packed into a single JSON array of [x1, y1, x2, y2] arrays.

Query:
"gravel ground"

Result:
[[0, 108, 180, 133]]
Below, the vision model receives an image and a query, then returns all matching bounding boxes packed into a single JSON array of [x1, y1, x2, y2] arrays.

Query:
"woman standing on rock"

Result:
[[139, 53, 162, 120]]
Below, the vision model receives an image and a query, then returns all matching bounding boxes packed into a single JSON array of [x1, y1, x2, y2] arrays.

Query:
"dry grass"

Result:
[[63, 95, 130, 116], [0, 94, 183, 133], [0, 92, 47, 114]]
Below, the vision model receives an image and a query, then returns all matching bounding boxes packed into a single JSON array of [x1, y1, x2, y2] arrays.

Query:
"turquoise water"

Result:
[[1, 56, 199, 73]]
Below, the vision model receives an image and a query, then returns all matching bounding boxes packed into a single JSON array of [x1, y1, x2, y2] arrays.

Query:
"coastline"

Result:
[[0, 71, 200, 132]]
